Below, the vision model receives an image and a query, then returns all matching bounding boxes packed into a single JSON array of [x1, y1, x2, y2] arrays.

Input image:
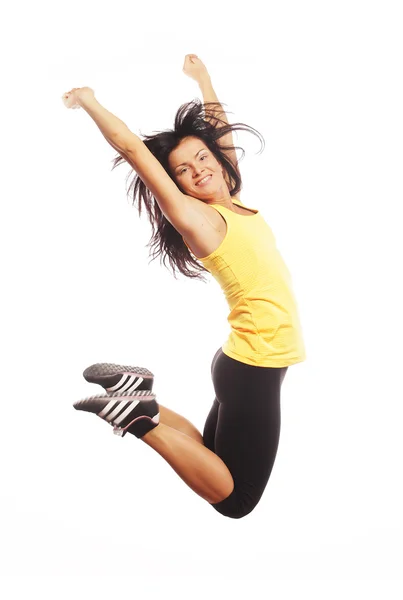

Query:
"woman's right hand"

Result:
[[62, 86, 95, 109], [182, 54, 210, 83]]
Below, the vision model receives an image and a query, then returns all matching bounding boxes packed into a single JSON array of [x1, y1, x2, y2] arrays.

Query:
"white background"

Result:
[[1, 0, 402, 598]]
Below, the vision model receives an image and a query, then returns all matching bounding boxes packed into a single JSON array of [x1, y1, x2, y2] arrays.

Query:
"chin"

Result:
[[187, 190, 204, 200]]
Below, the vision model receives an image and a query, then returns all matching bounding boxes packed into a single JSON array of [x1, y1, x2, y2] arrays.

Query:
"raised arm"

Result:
[[183, 55, 241, 187], [62, 87, 194, 234]]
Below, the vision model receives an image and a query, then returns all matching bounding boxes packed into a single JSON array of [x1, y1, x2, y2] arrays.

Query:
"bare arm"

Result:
[[77, 94, 131, 148], [183, 55, 240, 186], [199, 76, 238, 160], [75, 93, 193, 233]]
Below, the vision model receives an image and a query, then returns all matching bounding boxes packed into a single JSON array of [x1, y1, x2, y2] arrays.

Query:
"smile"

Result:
[[196, 175, 212, 186]]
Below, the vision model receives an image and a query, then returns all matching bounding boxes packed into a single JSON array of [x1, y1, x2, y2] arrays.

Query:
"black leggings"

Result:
[[203, 347, 288, 519]]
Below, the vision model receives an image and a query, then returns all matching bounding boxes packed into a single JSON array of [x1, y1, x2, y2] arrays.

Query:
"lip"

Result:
[[195, 174, 212, 186]]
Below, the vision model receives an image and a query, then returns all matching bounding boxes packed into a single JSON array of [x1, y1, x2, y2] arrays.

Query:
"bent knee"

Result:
[[210, 486, 261, 519]]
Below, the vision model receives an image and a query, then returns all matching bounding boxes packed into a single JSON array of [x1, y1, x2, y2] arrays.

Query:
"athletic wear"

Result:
[[75, 199, 303, 518], [73, 390, 159, 438], [205, 347, 287, 519], [83, 363, 154, 393], [183, 199, 306, 368]]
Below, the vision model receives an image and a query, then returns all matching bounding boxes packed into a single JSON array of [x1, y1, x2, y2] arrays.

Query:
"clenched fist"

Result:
[[61, 86, 95, 109], [182, 54, 210, 83]]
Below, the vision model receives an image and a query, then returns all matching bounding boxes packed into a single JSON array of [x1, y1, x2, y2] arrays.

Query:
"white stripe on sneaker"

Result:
[[105, 400, 133, 423], [113, 399, 141, 425], [107, 374, 143, 393], [98, 399, 119, 418], [107, 374, 129, 392], [124, 377, 144, 393]]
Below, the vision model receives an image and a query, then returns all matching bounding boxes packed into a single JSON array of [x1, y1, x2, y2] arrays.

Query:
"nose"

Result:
[[192, 165, 204, 178]]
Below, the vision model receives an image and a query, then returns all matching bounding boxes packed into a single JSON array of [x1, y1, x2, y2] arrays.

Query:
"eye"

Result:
[[179, 155, 207, 175]]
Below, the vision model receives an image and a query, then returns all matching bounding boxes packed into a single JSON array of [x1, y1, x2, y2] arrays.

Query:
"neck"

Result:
[[205, 190, 235, 208]]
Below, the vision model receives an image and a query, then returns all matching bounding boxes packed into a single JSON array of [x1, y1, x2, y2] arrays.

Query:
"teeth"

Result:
[[197, 175, 211, 185]]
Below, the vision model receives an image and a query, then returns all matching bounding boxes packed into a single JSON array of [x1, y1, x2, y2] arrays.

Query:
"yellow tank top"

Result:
[[183, 199, 306, 367]]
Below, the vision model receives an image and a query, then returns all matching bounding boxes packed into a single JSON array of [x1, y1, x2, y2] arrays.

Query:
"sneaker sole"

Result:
[[73, 389, 158, 437], [83, 363, 154, 394]]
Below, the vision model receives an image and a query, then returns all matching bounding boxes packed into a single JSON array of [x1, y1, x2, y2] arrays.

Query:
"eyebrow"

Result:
[[175, 149, 206, 171]]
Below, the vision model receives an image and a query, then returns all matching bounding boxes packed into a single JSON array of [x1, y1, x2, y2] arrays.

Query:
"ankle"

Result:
[[127, 415, 160, 439]]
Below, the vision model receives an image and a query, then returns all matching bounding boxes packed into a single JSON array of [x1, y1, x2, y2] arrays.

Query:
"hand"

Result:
[[61, 86, 95, 109], [182, 54, 210, 83]]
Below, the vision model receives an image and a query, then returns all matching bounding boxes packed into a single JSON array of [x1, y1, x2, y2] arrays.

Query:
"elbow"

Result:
[[115, 130, 142, 156]]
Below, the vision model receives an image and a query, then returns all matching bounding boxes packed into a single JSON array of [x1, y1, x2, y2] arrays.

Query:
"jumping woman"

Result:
[[62, 54, 306, 519]]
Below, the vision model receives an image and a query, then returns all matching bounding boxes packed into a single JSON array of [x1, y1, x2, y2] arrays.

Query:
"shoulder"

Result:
[[182, 195, 225, 233]]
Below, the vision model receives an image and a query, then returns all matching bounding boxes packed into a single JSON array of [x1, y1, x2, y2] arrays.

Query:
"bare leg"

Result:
[[158, 404, 204, 444], [141, 423, 234, 504]]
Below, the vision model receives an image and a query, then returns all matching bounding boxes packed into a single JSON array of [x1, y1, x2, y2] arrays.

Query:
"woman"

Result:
[[63, 54, 306, 519]]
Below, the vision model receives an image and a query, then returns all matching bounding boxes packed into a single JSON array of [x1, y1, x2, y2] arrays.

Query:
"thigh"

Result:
[[212, 350, 288, 496], [212, 349, 287, 406], [202, 398, 219, 453], [201, 346, 225, 453]]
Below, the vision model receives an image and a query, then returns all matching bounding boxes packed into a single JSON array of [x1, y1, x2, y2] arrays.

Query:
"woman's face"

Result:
[[168, 136, 227, 200]]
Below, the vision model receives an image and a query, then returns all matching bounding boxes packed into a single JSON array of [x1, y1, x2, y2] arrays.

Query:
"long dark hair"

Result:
[[111, 99, 265, 283]]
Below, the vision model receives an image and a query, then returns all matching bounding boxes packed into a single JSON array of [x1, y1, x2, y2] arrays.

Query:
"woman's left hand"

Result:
[[62, 86, 95, 109], [182, 54, 210, 83]]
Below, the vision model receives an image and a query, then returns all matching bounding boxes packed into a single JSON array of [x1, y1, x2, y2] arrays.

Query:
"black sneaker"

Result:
[[73, 390, 159, 439], [83, 363, 154, 394]]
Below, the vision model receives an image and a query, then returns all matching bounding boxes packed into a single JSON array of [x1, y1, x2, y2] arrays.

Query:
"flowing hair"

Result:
[[111, 99, 265, 283]]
